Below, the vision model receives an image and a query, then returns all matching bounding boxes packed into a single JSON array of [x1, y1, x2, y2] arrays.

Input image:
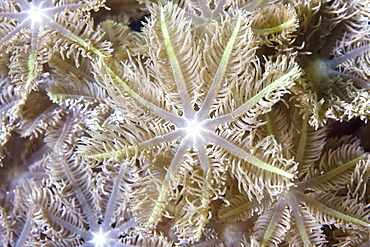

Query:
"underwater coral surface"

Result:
[[0, 0, 369, 246]]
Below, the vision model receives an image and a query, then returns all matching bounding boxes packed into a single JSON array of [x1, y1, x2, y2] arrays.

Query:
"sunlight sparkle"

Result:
[[27, 5, 44, 25], [88, 227, 110, 247]]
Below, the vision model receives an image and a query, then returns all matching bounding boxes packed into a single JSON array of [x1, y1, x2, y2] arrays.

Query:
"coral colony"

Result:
[[0, 0, 369, 246]]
